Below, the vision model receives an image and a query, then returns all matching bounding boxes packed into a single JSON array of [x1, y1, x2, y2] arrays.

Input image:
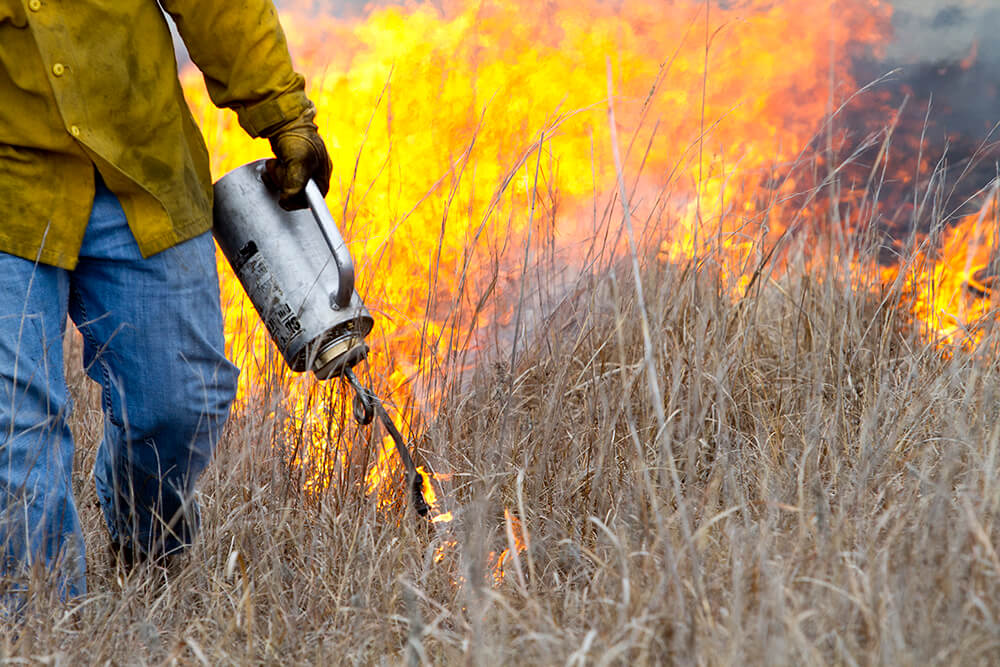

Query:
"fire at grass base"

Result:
[[5, 0, 1000, 660], [4, 238, 999, 663], [188, 0, 999, 502]]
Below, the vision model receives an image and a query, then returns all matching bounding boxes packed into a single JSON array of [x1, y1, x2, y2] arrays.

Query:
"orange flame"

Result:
[[961, 40, 979, 71], [181, 0, 993, 506], [429, 509, 528, 584], [490, 509, 528, 585], [882, 201, 996, 346]]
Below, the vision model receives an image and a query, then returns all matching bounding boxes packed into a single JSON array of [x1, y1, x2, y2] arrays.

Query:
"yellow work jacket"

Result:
[[0, 0, 311, 269]]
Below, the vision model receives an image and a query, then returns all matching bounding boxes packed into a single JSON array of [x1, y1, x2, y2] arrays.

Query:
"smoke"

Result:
[[876, 0, 1000, 138], [885, 0, 999, 66], [841, 0, 1000, 235]]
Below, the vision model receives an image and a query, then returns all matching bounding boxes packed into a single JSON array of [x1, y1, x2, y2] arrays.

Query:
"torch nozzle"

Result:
[[345, 369, 430, 517], [411, 470, 431, 517]]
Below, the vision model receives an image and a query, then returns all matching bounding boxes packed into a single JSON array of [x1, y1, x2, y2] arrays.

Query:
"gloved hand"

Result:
[[264, 105, 332, 210]]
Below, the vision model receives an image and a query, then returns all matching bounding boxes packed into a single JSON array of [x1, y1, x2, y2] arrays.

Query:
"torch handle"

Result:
[[305, 179, 355, 309]]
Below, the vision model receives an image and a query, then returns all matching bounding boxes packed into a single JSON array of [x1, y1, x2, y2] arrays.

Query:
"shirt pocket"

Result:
[[0, 0, 27, 28]]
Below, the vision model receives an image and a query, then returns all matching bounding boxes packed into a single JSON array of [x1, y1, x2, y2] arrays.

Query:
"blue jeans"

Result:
[[0, 174, 238, 597]]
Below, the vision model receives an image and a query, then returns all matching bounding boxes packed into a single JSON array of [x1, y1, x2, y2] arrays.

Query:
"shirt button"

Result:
[[52, 63, 65, 77], [70, 125, 80, 138]]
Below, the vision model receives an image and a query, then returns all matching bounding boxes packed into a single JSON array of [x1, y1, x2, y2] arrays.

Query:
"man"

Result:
[[0, 0, 331, 597]]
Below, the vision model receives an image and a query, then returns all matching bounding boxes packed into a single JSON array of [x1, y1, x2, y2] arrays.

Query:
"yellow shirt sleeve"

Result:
[[160, 0, 312, 137], [0, 0, 311, 269]]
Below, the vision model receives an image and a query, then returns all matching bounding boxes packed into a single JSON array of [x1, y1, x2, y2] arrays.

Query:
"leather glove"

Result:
[[264, 105, 332, 210]]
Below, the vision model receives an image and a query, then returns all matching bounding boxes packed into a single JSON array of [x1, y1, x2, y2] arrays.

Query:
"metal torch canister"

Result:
[[212, 159, 373, 379], [213, 159, 431, 516]]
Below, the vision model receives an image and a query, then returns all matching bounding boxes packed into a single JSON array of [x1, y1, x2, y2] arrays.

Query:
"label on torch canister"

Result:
[[233, 240, 304, 350]]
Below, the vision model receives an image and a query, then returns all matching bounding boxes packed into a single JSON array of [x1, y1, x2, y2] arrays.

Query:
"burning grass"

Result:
[[5, 1, 1000, 660], [5, 209, 999, 662]]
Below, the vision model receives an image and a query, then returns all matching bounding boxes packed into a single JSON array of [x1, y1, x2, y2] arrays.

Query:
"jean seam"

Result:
[[69, 284, 116, 420]]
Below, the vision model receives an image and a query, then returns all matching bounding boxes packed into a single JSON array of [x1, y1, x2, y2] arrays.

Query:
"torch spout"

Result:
[[344, 370, 430, 517]]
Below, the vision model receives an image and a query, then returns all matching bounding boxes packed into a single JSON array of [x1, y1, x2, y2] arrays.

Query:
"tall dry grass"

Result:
[[3, 218, 998, 664], [4, 69, 1000, 663]]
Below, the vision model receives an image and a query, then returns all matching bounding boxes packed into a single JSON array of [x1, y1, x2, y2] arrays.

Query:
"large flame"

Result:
[[181, 0, 994, 518]]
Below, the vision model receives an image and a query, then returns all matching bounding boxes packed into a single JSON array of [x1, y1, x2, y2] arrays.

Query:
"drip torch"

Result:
[[212, 159, 429, 516]]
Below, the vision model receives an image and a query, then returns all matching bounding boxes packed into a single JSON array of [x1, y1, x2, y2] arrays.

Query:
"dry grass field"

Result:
[[6, 0, 1000, 661], [2, 217, 998, 664]]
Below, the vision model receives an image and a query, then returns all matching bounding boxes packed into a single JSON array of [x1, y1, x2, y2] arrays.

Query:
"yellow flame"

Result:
[[181, 0, 992, 503], [884, 203, 996, 347]]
